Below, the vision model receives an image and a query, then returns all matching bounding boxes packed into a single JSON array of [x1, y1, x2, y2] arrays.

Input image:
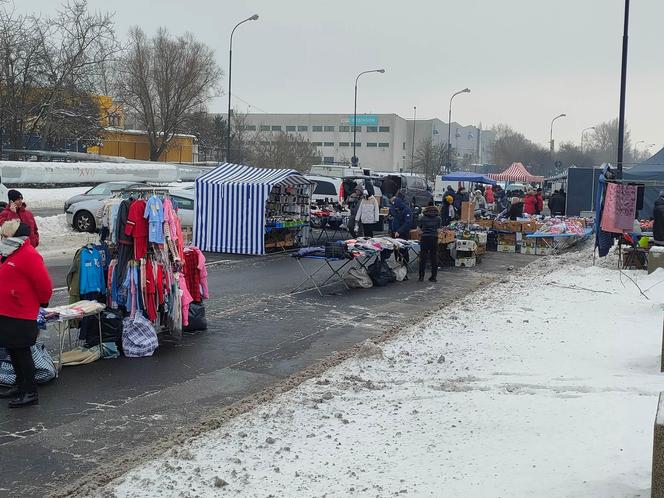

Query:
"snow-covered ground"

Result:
[[36, 214, 96, 259], [98, 247, 664, 498], [21, 186, 89, 209]]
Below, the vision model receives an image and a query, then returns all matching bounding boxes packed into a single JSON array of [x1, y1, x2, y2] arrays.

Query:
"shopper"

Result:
[[0, 220, 52, 408], [507, 197, 524, 220], [558, 187, 567, 215], [485, 185, 495, 207], [441, 194, 455, 226], [536, 188, 544, 215], [0, 190, 39, 248], [549, 190, 564, 216], [347, 185, 364, 236], [473, 190, 487, 212], [654, 191, 664, 246], [523, 190, 537, 216], [355, 189, 380, 238], [390, 197, 413, 239], [418, 202, 442, 282], [494, 185, 507, 212]]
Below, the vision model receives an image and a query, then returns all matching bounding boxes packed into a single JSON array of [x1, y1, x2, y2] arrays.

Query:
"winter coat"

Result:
[[508, 202, 524, 220], [654, 196, 664, 244], [485, 187, 495, 203], [536, 194, 544, 214], [474, 194, 487, 210], [523, 194, 537, 215], [390, 198, 413, 237], [419, 206, 442, 238], [355, 196, 380, 224], [453, 191, 468, 211], [548, 193, 564, 215], [494, 189, 508, 210], [0, 240, 52, 322], [0, 204, 39, 248]]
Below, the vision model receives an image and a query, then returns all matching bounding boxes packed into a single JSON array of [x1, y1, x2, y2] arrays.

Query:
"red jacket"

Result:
[[485, 187, 494, 203], [0, 240, 52, 320], [536, 194, 544, 213], [0, 204, 40, 248], [523, 194, 537, 215]]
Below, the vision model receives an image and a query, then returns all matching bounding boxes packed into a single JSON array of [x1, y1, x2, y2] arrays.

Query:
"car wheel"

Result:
[[73, 210, 96, 233]]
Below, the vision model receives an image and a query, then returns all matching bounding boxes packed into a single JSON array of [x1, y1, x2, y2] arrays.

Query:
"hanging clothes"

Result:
[[116, 199, 134, 284], [79, 246, 106, 295], [600, 182, 637, 234], [144, 195, 165, 244], [126, 199, 149, 260]]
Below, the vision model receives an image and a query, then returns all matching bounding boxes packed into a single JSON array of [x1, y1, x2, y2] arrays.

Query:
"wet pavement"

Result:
[[0, 250, 537, 497]]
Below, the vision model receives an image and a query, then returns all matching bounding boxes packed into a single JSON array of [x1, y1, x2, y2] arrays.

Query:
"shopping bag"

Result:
[[368, 260, 396, 286], [184, 303, 207, 332], [0, 343, 56, 386], [343, 267, 373, 288]]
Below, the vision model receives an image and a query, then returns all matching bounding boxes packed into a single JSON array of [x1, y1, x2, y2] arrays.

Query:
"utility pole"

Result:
[[616, 0, 630, 179], [410, 106, 416, 175]]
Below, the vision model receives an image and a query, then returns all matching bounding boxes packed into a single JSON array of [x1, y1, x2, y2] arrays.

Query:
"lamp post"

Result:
[[410, 106, 416, 174], [352, 68, 385, 166], [616, 0, 630, 179], [580, 126, 595, 150], [226, 14, 259, 163], [549, 113, 566, 171], [446, 88, 470, 173]]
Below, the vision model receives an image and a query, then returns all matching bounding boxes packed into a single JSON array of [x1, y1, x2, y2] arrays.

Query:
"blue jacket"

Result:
[[390, 198, 413, 236]]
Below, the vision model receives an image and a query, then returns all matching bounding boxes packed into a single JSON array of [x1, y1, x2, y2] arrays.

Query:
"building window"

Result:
[[352, 142, 361, 147], [259, 125, 270, 132], [312, 125, 323, 132], [312, 142, 323, 146], [297, 125, 308, 132], [286, 125, 296, 132], [366, 142, 378, 148], [379, 143, 389, 148], [245, 125, 257, 131], [324, 142, 334, 147], [366, 126, 378, 132], [271, 125, 282, 131], [339, 142, 350, 147], [379, 126, 390, 132], [339, 125, 350, 132], [323, 156, 334, 164], [324, 125, 335, 132], [351, 126, 361, 132]]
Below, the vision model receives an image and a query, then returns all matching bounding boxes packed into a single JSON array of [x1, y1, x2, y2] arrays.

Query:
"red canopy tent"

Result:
[[489, 162, 544, 183]]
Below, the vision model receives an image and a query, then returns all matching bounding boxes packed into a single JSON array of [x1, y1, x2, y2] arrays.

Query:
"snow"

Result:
[[36, 214, 96, 259], [20, 187, 89, 209], [101, 247, 664, 497]]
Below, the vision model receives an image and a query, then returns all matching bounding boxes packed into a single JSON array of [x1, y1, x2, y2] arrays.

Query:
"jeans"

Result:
[[419, 236, 438, 279], [8, 347, 36, 394]]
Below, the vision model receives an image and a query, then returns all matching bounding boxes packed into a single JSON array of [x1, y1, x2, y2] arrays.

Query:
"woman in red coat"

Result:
[[523, 190, 538, 216], [0, 221, 52, 407]]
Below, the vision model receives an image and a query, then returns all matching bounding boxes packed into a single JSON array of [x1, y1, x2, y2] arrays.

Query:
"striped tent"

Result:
[[488, 162, 544, 183], [194, 163, 311, 255]]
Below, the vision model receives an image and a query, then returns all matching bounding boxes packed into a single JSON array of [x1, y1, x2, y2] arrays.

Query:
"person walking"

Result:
[[523, 190, 537, 216], [418, 202, 442, 282], [355, 190, 380, 238], [0, 190, 39, 248], [507, 197, 524, 220], [0, 221, 52, 407]]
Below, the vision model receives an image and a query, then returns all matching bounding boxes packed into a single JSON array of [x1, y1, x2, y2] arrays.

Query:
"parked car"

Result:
[[66, 187, 195, 233], [304, 175, 343, 205], [377, 174, 433, 208], [63, 181, 145, 213]]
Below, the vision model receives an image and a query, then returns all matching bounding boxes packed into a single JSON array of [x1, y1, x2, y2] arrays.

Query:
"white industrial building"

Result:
[[235, 113, 495, 173]]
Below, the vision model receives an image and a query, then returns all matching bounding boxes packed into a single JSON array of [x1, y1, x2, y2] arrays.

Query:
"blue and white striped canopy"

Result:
[[194, 163, 310, 255]]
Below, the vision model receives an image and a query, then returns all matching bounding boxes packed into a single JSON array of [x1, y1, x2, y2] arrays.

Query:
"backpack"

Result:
[[344, 267, 373, 288]]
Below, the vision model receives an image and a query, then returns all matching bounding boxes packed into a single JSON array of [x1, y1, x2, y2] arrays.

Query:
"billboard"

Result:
[[348, 115, 378, 126]]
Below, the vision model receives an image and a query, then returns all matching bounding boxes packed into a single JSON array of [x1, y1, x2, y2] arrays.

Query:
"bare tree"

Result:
[[116, 27, 222, 161], [247, 131, 320, 172], [414, 137, 445, 181]]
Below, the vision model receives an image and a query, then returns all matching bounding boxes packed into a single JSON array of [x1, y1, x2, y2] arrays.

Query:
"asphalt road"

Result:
[[0, 250, 537, 497]]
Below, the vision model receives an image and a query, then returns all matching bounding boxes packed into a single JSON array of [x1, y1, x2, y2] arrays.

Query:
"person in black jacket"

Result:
[[418, 202, 442, 282], [390, 198, 413, 239], [507, 197, 524, 220], [653, 192, 664, 245]]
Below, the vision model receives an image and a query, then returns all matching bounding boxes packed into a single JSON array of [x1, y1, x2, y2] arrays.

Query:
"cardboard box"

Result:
[[507, 221, 522, 232], [497, 233, 517, 245], [437, 229, 456, 244], [492, 220, 512, 231], [521, 220, 539, 233], [475, 219, 494, 229], [497, 244, 516, 253], [455, 256, 476, 267], [409, 229, 421, 241], [455, 239, 477, 251], [520, 245, 537, 255], [460, 201, 475, 223], [474, 232, 488, 244], [536, 246, 553, 256], [476, 243, 487, 255]]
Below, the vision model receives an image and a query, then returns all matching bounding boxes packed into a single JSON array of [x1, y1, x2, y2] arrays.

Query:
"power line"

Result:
[[230, 93, 268, 113]]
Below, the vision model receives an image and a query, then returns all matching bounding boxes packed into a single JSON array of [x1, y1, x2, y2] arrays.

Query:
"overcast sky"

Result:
[[24, 0, 664, 152]]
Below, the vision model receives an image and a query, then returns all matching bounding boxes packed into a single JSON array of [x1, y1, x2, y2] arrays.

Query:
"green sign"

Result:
[[348, 115, 378, 126]]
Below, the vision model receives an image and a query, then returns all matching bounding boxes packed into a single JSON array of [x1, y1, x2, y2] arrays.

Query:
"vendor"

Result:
[[654, 191, 664, 246], [390, 198, 413, 239]]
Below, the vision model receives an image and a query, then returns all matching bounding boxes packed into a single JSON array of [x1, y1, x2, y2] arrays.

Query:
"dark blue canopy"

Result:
[[624, 147, 664, 217], [441, 171, 497, 185]]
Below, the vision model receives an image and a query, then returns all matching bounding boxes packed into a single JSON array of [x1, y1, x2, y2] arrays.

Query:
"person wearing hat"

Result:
[[355, 189, 380, 238], [0, 190, 39, 248], [0, 220, 52, 407]]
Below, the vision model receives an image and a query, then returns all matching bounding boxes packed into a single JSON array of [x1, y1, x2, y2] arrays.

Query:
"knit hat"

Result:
[[7, 190, 22, 202]]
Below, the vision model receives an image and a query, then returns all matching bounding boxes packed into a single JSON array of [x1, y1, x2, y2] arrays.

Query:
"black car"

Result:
[[379, 174, 433, 208]]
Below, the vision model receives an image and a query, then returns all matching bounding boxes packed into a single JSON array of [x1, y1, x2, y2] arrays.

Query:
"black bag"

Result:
[[325, 242, 346, 259], [368, 260, 396, 287], [83, 310, 124, 348], [184, 303, 207, 332]]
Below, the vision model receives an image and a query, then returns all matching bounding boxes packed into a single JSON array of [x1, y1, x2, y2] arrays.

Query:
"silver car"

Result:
[[63, 181, 146, 214], [66, 188, 195, 233]]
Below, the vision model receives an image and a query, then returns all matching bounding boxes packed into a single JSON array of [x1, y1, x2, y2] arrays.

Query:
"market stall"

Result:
[[194, 163, 312, 255], [489, 162, 544, 184]]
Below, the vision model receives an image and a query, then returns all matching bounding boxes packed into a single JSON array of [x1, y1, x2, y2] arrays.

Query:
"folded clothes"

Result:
[[61, 346, 101, 366]]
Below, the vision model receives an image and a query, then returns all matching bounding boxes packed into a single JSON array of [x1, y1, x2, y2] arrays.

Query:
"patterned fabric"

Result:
[[600, 182, 637, 234], [184, 250, 201, 302], [122, 312, 158, 358], [0, 343, 56, 386]]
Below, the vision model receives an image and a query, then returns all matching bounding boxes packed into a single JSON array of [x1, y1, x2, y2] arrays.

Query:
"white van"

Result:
[[305, 175, 343, 205]]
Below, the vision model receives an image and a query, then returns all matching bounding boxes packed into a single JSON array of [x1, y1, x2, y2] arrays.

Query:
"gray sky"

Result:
[[24, 0, 664, 152]]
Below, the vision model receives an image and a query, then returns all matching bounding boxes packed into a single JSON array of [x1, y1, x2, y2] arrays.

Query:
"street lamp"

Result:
[[226, 13, 259, 163], [580, 126, 595, 150], [352, 68, 385, 166], [410, 106, 416, 175], [446, 88, 470, 172], [549, 113, 566, 156]]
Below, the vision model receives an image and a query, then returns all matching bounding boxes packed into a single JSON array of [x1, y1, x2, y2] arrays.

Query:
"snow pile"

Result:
[[36, 214, 96, 259], [21, 187, 88, 209], [102, 248, 664, 497]]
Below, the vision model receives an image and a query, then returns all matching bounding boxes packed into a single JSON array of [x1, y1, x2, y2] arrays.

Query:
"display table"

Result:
[[290, 252, 378, 296]]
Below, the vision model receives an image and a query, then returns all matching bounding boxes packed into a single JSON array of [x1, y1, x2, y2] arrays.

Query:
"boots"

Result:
[[9, 392, 38, 408], [429, 275, 437, 283], [418, 274, 424, 282]]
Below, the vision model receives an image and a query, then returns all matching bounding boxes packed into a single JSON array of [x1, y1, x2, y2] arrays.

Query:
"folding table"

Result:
[[290, 252, 378, 296]]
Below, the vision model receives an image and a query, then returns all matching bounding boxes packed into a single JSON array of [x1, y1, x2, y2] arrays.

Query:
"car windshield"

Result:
[[87, 184, 112, 195]]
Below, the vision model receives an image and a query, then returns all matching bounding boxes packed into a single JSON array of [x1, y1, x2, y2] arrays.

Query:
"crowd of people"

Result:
[[0, 190, 49, 408]]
